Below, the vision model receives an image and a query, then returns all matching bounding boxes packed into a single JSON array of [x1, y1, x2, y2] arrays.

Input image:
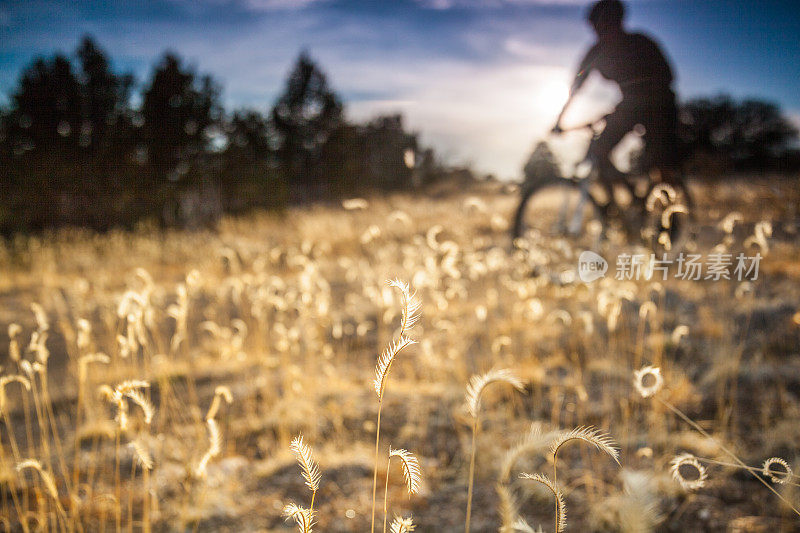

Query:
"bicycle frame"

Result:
[[513, 114, 693, 248], [569, 175, 593, 234], [550, 116, 631, 236]]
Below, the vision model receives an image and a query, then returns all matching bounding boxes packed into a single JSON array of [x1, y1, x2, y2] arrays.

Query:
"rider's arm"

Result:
[[569, 45, 597, 97], [554, 46, 597, 132]]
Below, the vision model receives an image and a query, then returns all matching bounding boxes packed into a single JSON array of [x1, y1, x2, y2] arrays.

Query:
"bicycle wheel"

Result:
[[511, 177, 604, 245], [644, 177, 694, 255]]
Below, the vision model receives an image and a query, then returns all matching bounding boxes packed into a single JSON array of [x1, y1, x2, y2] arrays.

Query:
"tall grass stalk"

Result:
[[371, 280, 419, 533], [290, 435, 321, 513], [519, 472, 565, 533], [382, 448, 421, 533], [464, 369, 525, 533]]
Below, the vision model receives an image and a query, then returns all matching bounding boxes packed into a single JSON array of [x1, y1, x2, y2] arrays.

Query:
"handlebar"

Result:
[[555, 122, 595, 133], [551, 114, 610, 136]]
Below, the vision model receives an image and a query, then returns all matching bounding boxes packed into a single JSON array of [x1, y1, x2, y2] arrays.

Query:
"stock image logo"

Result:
[[577, 250, 763, 283], [578, 250, 608, 282]]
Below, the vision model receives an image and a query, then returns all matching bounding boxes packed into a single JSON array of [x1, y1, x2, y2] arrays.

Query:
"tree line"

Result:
[[2, 36, 798, 234], [679, 95, 799, 174], [0, 37, 445, 234], [524, 95, 799, 184]]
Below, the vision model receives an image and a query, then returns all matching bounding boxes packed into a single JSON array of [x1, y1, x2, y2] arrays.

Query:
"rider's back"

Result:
[[580, 32, 673, 99]]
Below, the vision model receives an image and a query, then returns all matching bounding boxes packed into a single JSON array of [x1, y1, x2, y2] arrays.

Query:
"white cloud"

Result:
[[788, 111, 800, 130], [416, 0, 588, 9], [1, 0, 606, 178], [121, 11, 603, 179], [165, 0, 329, 10], [243, 0, 329, 10], [345, 61, 580, 178], [787, 111, 800, 148], [415, 0, 655, 8]]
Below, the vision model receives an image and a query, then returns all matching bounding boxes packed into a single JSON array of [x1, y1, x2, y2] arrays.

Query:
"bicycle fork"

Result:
[[557, 178, 591, 236]]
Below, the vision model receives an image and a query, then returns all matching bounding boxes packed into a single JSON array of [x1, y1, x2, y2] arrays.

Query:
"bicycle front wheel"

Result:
[[511, 179, 604, 245]]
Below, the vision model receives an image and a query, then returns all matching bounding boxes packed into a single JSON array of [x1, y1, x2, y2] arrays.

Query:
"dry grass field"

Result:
[[1, 176, 799, 532]]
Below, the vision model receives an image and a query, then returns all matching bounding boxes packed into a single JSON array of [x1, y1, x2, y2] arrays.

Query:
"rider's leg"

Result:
[[588, 104, 650, 238], [587, 107, 637, 205], [641, 95, 680, 184]]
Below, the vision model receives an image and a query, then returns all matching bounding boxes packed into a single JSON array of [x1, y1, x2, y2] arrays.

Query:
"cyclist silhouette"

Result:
[[553, 0, 679, 185], [512, 0, 692, 247]]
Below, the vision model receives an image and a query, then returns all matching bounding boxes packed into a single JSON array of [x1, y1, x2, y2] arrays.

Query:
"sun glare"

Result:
[[536, 79, 570, 112]]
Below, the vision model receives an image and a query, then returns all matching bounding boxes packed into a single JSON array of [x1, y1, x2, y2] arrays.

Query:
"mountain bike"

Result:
[[511, 120, 693, 254]]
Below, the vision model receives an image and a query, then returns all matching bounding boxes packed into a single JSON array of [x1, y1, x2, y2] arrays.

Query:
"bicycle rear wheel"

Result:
[[511, 178, 604, 245]]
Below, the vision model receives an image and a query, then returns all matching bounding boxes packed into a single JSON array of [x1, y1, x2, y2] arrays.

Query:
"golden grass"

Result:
[[0, 178, 798, 530]]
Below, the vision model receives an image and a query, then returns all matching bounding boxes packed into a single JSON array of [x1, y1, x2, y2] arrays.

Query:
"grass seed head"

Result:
[[290, 435, 321, 493], [283, 503, 314, 533], [762, 457, 792, 485], [17, 459, 59, 501], [206, 385, 234, 420], [519, 472, 566, 533], [374, 336, 415, 400], [195, 418, 222, 478], [670, 453, 708, 491], [389, 515, 416, 533], [465, 368, 526, 419], [388, 278, 421, 336], [549, 426, 620, 466], [0, 374, 32, 414], [389, 447, 422, 495], [633, 365, 663, 399], [124, 389, 154, 425], [130, 439, 154, 470]]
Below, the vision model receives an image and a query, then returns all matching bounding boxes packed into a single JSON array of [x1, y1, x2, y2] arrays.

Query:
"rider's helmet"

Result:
[[587, 0, 625, 29]]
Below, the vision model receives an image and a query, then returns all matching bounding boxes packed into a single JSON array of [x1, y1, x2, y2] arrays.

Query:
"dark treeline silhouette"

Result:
[[679, 95, 799, 174], [0, 37, 448, 234], [3, 37, 798, 234], [522, 94, 798, 183], [523, 140, 561, 184]]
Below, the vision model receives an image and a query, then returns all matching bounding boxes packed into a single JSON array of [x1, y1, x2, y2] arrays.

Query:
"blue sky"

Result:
[[1, 0, 798, 177]]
